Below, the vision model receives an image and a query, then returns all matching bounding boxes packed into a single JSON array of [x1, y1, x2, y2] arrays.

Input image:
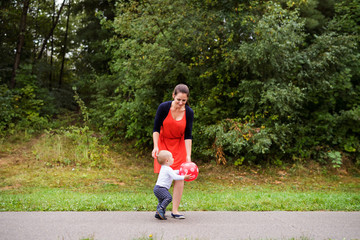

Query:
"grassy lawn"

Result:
[[1, 132, 359, 211]]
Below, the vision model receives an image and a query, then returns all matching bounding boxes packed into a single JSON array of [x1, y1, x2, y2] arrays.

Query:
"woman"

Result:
[[152, 83, 194, 219]]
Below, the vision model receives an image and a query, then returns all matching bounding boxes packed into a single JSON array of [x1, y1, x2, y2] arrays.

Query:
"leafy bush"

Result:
[[327, 151, 342, 168], [0, 65, 65, 137], [203, 117, 271, 165], [0, 84, 14, 134], [33, 90, 112, 169], [32, 126, 111, 169], [0, 83, 48, 136]]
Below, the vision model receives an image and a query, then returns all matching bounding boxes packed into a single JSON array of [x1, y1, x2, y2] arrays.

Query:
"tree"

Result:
[[36, 0, 66, 60], [72, 0, 116, 75], [59, 0, 71, 87], [49, 0, 56, 89], [92, 0, 359, 165], [0, 1, 19, 84], [10, 0, 30, 89]]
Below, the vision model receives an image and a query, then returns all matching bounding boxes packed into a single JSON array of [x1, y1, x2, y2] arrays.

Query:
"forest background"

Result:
[[1, 0, 359, 169]]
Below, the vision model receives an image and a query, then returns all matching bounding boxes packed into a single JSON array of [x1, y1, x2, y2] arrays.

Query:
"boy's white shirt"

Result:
[[156, 165, 185, 189]]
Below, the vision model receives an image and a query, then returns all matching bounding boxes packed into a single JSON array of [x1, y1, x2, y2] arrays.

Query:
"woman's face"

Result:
[[173, 92, 188, 108]]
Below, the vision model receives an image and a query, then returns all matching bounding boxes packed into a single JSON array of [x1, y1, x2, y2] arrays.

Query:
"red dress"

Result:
[[154, 109, 187, 173]]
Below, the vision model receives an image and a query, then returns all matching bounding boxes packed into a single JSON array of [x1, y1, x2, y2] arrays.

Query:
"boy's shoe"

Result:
[[155, 213, 161, 219], [156, 207, 167, 220], [171, 213, 185, 219]]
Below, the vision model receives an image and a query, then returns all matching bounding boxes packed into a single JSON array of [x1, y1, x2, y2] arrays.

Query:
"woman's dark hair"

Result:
[[173, 84, 190, 97]]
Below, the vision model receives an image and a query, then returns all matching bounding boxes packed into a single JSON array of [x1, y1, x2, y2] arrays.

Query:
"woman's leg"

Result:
[[172, 180, 184, 214]]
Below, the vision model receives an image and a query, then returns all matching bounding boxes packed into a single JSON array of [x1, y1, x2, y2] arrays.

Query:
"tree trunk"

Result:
[[33, 1, 40, 60], [37, 0, 66, 60], [49, 0, 56, 90], [59, 0, 71, 88], [10, 0, 30, 89]]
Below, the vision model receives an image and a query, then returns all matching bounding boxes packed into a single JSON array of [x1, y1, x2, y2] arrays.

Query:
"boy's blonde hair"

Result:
[[157, 150, 171, 165]]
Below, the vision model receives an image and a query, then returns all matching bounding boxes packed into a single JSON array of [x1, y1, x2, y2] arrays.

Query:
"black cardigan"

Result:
[[153, 101, 194, 139]]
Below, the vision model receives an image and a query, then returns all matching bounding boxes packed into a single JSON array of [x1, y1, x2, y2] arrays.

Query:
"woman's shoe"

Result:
[[171, 213, 185, 219]]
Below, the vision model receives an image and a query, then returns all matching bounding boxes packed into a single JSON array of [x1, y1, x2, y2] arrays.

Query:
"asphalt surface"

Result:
[[1, 211, 359, 240]]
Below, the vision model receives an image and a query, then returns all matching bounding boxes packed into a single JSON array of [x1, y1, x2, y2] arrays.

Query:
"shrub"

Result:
[[32, 90, 112, 169], [33, 127, 111, 169], [0, 83, 48, 137]]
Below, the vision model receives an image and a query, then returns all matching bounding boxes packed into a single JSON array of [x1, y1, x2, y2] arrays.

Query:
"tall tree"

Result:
[[37, 0, 66, 60], [49, 0, 56, 89], [59, 0, 71, 87], [10, 0, 30, 89], [72, 0, 115, 75], [0, 1, 18, 84]]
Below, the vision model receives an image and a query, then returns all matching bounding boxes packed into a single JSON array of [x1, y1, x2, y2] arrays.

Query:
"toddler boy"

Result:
[[153, 150, 191, 220]]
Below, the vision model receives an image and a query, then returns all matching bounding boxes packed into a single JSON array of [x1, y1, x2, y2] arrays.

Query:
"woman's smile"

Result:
[[173, 93, 188, 109]]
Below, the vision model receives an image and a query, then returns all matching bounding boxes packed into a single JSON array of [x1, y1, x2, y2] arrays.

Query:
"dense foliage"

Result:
[[1, 0, 359, 167]]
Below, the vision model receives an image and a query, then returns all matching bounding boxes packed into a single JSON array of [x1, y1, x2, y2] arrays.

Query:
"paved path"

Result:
[[1, 211, 359, 240]]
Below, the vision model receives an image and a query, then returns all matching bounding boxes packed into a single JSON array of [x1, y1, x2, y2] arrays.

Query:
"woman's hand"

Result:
[[152, 132, 160, 158], [184, 174, 194, 180], [152, 147, 159, 159], [186, 155, 191, 162]]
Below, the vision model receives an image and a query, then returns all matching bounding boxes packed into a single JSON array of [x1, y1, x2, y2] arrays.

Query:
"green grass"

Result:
[[1, 132, 359, 211], [1, 186, 359, 211]]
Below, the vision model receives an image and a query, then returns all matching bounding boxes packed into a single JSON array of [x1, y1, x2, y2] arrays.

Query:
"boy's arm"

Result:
[[168, 169, 193, 180], [168, 168, 185, 181]]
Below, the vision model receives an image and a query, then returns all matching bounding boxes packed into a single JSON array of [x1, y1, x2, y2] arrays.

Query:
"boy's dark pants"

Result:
[[153, 185, 172, 211]]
